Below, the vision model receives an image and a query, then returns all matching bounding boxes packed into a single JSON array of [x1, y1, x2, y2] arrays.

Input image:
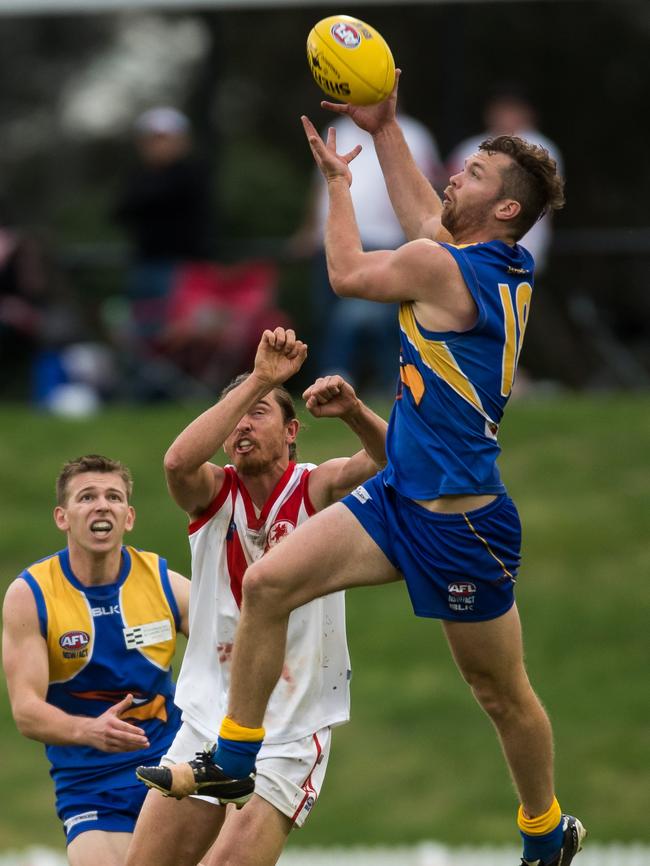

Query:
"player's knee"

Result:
[[241, 560, 290, 614], [475, 686, 513, 722], [462, 668, 527, 722]]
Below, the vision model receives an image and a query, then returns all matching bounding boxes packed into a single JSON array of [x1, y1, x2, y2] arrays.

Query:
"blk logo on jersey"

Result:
[[91, 604, 120, 617], [448, 582, 477, 612], [59, 630, 90, 659], [266, 520, 296, 549]]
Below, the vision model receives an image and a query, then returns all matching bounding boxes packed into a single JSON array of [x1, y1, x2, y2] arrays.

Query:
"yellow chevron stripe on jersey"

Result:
[[400, 364, 425, 405], [121, 693, 169, 723], [399, 303, 495, 424], [119, 548, 176, 671], [27, 556, 94, 684]]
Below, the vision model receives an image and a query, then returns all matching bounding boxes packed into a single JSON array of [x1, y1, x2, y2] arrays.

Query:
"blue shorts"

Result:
[[57, 780, 147, 844], [342, 474, 521, 622]]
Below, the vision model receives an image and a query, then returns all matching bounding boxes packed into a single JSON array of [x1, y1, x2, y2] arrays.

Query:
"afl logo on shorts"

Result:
[[59, 630, 90, 659], [266, 520, 295, 549], [331, 22, 361, 49], [448, 582, 477, 612]]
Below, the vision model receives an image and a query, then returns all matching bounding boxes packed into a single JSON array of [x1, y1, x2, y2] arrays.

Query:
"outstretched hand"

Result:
[[320, 68, 401, 135], [303, 375, 360, 419], [253, 327, 308, 389], [302, 116, 362, 185], [84, 693, 150, 753]]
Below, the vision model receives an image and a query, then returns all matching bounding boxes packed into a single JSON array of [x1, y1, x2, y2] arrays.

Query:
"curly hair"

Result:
[[479, 134, 565, 240], [56, 454, 133, 505]]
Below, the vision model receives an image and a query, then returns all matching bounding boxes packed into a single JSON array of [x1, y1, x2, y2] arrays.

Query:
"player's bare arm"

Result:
[[304, 375, 388, 509], [302, 116, 474, 328], [167, 570, 191, 637], [164, 327, 308, 519], [320, 70, 452, 243], [2, 579, 149, 752]]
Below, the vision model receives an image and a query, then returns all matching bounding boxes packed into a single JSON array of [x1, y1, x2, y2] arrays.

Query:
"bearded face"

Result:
[[224, 395, 296, 478], [441, 188, 500, 238], [441, 151, 513, 241]]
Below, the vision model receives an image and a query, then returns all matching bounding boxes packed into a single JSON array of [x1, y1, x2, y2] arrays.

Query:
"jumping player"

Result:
[[141, 71, 586, 866], [132, 327, 387, 866], [2, 454, 190, 866]]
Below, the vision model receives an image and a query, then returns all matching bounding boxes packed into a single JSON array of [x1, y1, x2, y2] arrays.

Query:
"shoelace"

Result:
[[192, 749, 215, 769]]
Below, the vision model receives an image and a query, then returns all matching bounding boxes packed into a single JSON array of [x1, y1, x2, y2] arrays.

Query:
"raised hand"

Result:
[[303, 375, 360, 419], [302, 116, 362, 185], [320, 69, 401, 135], [253, 327, 308, 389]]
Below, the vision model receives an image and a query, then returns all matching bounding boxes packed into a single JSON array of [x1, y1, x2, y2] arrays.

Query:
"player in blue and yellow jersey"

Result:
[[156, 73, 585, 866], [2, 455, 189, 866]]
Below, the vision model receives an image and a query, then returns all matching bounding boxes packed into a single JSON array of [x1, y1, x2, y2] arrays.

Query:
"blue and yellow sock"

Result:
[[518, 797, 564, 863], [214, 717, 265, 778]]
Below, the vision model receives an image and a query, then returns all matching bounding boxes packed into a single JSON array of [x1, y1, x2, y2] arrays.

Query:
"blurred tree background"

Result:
[[1, 0, 649, 392]]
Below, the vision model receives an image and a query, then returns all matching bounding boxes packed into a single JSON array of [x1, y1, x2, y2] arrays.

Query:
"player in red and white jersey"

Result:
[[178, 460, 350, 748], [128, 327, 387, 866]]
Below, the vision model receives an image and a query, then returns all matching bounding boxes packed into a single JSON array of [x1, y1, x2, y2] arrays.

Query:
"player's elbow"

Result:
[[329, 270, 359, 298], [12, 703, 40, 741], [163, 445, 186, 479]]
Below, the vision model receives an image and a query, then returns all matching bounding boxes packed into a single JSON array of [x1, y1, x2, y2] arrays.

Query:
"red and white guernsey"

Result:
[[174, 461, 351, 745]]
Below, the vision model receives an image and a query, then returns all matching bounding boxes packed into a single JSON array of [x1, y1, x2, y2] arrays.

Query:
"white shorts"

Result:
[[161, 721, 332, 828]]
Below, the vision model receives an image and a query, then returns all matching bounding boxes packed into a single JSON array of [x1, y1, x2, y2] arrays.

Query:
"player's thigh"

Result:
[[67, 830, 131, 866], [202, 795, 291, 866], [252, 502, 401, 610], [442, 603, 529, 694], [124, 788, 225, 866]]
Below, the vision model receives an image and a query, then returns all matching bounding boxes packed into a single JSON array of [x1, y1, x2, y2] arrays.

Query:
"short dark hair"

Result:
[[479, 134, 565, 240], [56, 455, 133, 505], [219, 374, 299, 461]]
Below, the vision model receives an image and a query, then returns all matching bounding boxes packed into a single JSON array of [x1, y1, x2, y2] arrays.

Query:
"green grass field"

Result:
[[0, 395, 648, 852]]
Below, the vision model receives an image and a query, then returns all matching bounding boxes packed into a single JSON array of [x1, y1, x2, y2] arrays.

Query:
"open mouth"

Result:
[[235, 438, 255, 454], [90, 520, 113, 538]]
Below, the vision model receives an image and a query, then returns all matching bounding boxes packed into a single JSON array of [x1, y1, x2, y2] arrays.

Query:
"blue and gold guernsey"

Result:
[[20, 545, 181, 798], [384, 239, 534, 499]]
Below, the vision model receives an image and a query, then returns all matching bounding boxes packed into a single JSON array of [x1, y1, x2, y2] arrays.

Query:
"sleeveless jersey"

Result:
[[21, 546, 181, 792], [384, 239, 534, 499], [174, 461, 351, 745]]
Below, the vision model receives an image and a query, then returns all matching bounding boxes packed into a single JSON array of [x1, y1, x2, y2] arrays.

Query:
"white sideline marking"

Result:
[[2, 843, 649, 866], [278, 844, 650, 865]]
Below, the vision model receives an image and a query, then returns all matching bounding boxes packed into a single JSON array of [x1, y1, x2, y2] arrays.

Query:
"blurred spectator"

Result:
[[291, 112, 443, 395], [111, 108, 293, 398], [446, 84, 563, 275], [111, 107, 216, 393], [0, 214, 42, 399], [0, 204, 93, 406]]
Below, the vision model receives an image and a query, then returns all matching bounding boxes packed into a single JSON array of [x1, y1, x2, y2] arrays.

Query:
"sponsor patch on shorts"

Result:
[[350, 485, 371, 504], [63, 810, 98, 831], [447, 581, 477, 612], [295, 794, 316, 823]]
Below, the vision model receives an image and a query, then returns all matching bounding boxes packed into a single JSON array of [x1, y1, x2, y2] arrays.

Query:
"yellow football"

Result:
[[306, 14, 395, 106]]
